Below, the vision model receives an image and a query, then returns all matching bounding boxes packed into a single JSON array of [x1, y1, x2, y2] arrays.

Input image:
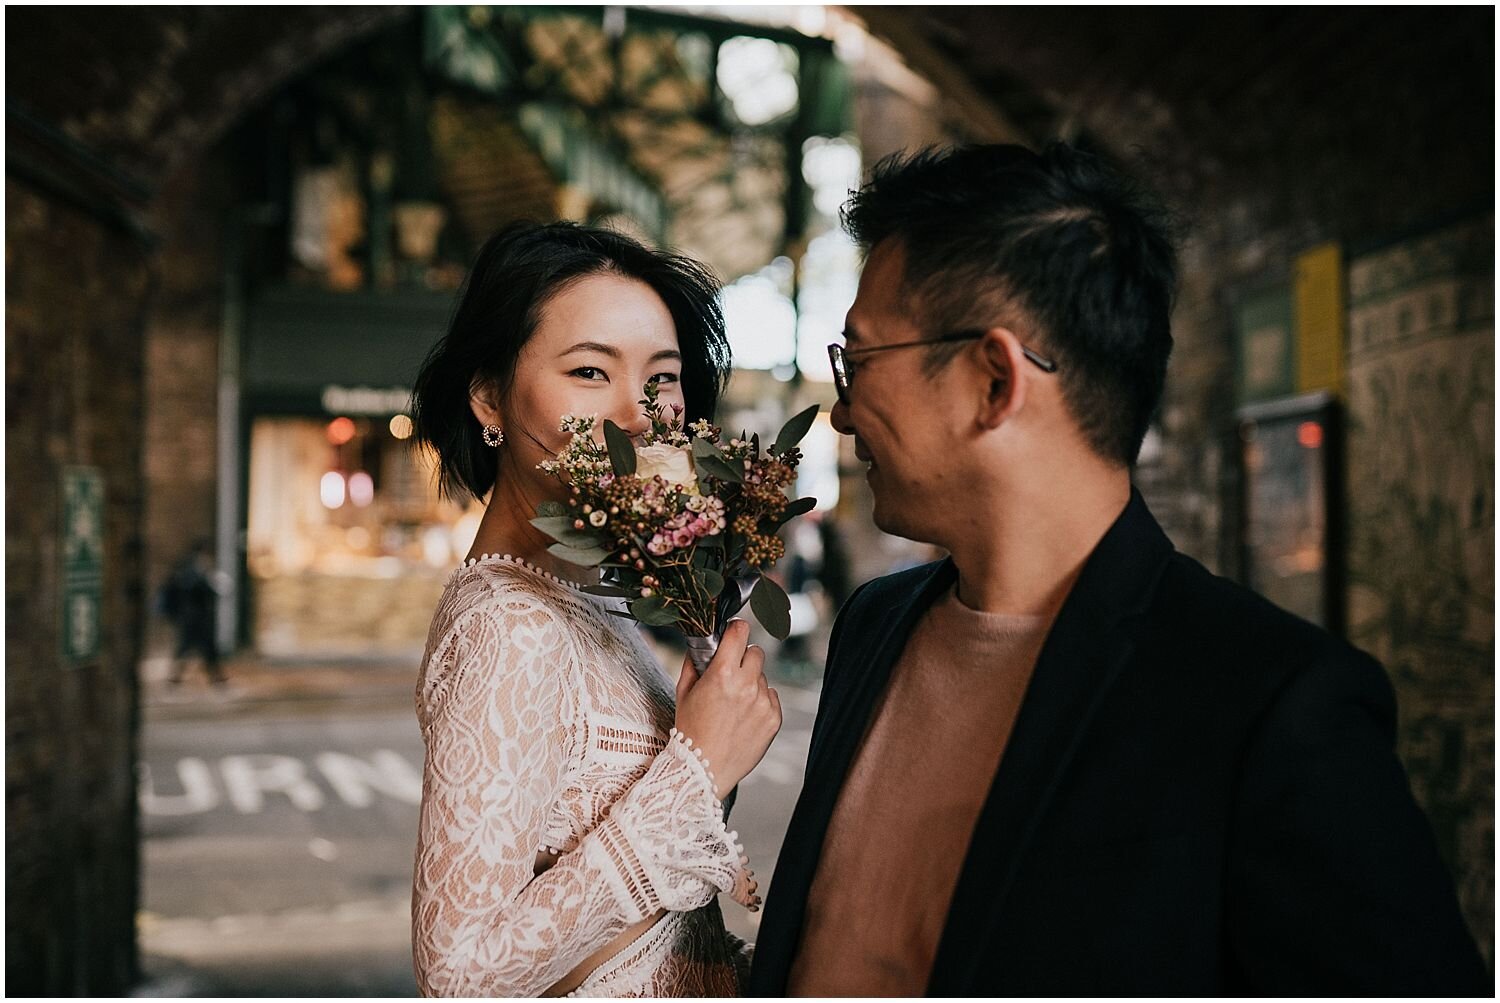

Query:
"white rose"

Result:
[[634, 443, 698, 493]]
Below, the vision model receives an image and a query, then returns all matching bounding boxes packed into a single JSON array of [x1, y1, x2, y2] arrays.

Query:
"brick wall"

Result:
[[140, 160, 232, 666], [5, 178, 150, 994]]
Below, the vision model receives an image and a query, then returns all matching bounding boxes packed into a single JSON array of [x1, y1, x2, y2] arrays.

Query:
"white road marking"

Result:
[[140, 750, 425, 816], [139, 758, 219, 815], [308, 837, 339, 861], [220, 755, 325, 813], [315, 750, 422, 807]]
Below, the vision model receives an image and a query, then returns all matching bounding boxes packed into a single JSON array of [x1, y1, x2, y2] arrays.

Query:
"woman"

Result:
[[408, 221, 782, 997]]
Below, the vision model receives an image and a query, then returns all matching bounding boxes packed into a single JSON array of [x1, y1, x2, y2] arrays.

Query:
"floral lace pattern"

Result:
[[412, 556, 754, 996]]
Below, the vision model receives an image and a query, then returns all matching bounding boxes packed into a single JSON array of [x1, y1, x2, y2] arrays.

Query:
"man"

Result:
[[159, 539, 227, 687], [748, 144, 1488, 995]]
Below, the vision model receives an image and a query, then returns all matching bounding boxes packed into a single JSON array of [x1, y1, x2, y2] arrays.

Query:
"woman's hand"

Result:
[[672, 619, 782, 799]]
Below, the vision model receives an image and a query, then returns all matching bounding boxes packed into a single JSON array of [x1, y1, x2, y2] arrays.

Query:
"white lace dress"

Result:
[[411, 555, 756, 997]]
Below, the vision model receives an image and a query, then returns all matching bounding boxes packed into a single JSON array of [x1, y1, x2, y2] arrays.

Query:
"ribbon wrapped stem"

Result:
[[683, 575, 759, 674]]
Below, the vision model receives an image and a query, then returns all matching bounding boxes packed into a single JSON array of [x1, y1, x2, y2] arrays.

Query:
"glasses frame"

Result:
[[827, 329, 1057, 405]]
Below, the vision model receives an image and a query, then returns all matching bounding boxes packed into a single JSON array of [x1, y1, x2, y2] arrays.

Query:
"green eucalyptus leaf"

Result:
[[772, 404, 820, 456], [582, 583, 636, 598], [529, 515, 599, 547], [700, 568, 726, 599], [696, 454, 744, 483], [630, 594, 681, 627], [537, 501, 567, 518], [603, 420, 637, 476], [548, 542, 611, 567], [773, 496, 818, 527], [749, 574, 792, 641], [690, 436, 725, 461]]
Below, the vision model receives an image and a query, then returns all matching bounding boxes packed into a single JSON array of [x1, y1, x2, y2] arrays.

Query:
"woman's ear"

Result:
[[976, 328, 1028, 430], [468, 378, 501, 428]]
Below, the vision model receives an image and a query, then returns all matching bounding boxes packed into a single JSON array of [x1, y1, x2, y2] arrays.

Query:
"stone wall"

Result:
[[1345, 216, 1494, 956], [5, 178, 150, 994]]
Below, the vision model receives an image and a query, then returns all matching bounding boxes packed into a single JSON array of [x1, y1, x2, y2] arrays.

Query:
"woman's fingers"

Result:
[[709, 619, 751, 674], [742, 643, 765, 680]]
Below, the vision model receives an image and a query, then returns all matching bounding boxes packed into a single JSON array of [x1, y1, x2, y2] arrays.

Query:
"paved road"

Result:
[[135, 682, 818, 996]]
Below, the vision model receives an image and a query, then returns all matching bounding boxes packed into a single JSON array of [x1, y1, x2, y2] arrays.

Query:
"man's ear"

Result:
[[468, 378, 501, 428], [976, 328, 1029, 430]]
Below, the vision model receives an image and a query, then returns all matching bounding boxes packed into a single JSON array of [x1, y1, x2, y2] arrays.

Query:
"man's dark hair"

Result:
[[411, 221, 731, 502], [841, 142, 1178, 466]]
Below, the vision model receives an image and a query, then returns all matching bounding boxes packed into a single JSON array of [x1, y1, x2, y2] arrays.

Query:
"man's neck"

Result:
[[945, 474, 1132, 618]]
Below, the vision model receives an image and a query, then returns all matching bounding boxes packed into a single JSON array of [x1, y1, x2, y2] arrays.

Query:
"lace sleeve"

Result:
[[411, 592, 747, 997]]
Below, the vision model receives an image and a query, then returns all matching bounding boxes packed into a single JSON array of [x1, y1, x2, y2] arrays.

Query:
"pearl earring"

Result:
[[482, 425, 504, 447]]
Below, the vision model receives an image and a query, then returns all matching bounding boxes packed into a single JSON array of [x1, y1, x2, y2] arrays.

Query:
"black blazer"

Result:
[[749, 491, 1489, 996]]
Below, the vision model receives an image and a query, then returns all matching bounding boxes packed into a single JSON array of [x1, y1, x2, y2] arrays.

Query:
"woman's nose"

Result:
[[611, 394, 651, 439]]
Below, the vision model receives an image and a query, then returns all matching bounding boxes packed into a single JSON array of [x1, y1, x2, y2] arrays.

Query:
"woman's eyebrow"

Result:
[[561, 341, 621, 358], [560, 342, 681, 363]]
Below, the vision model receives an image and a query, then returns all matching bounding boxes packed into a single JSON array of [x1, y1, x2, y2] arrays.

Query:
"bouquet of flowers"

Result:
[[533, 382, 820, 672]]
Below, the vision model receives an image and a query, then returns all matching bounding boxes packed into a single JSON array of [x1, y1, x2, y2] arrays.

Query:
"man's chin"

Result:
[[870, 491, 939, 547], [869, 495, 910, 540]]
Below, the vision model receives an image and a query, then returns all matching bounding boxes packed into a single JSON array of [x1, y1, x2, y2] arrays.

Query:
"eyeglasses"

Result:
[[827, 330, 1057, 405]]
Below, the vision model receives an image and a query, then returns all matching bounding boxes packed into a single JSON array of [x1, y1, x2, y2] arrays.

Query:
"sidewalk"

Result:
[[141, 630, 826, 721], [141, 654, 418, 719]]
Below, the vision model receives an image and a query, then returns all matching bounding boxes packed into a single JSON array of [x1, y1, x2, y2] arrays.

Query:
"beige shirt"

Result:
[[788, 584, 1051, 996]]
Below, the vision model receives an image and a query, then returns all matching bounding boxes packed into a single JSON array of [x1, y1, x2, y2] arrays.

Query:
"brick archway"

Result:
[[7, 8, 1492, 992]]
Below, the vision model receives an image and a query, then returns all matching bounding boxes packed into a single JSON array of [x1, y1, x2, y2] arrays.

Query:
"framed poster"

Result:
[[1237, 391, 1343, 633]]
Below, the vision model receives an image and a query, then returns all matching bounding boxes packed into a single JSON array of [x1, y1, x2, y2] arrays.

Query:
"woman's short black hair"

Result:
[[410, 221, 731, 503]]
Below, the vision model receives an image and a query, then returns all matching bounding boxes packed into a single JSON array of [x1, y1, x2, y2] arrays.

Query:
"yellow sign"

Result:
[[1293, 242, 1345, 394]]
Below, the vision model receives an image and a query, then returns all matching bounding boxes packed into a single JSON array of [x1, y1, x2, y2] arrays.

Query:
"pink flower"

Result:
[[672, 528, 695, 549], [647, 535, 673, 556]]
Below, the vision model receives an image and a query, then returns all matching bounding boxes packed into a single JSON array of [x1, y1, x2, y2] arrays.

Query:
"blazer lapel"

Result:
[[928, 490, 1175, 993], [808, 558, 958, 776], [752, 558, 956, 994]]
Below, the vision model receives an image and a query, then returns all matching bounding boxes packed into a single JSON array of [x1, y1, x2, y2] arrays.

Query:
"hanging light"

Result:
[[320, 471, 346, 509], [326, 417, 357, 445], [389, 414, 414, 440], [349, 471, 375, 507]]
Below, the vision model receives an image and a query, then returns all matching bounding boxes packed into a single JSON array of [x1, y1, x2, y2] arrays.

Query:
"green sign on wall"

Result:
[[61, 467, 104, 666], [1235, 286, 1295, 404]]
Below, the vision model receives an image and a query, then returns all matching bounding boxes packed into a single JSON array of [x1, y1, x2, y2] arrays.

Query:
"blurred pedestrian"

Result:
[[158, 539, 227, 687]]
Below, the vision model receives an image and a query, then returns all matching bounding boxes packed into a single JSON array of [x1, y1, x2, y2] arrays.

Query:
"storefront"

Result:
[[241, 287, 476, 658]]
